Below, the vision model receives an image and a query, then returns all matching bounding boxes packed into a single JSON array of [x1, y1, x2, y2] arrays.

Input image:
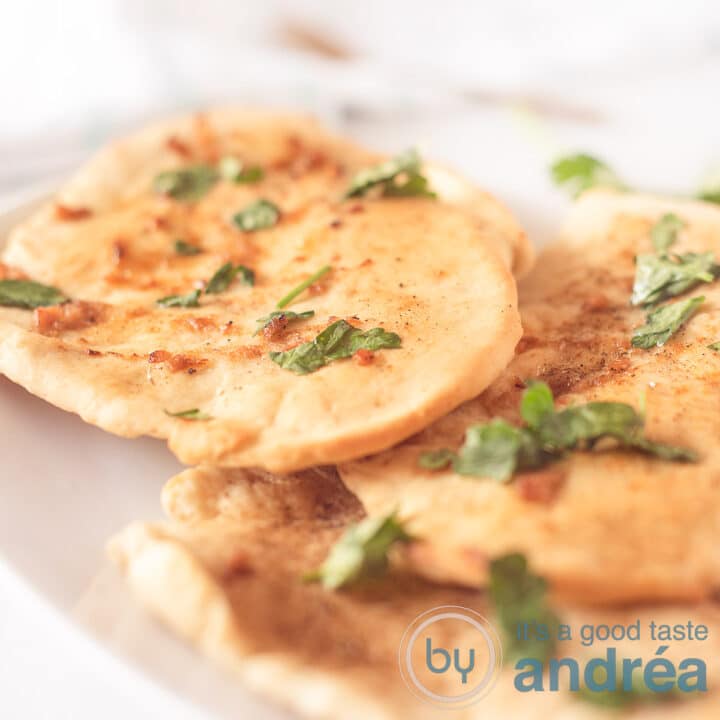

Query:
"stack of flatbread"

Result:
[[2, 109, 718, 719]]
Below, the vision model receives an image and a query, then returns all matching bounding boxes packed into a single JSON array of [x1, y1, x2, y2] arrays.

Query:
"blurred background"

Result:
[[1, 0, 719, 233]]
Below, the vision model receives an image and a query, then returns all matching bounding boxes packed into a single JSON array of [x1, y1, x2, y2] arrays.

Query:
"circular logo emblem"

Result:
[[398, 605, 502, 708]]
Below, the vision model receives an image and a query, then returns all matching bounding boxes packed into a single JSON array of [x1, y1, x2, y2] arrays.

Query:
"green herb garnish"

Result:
[[631, 296, 704, 348], [206, 263, 236, 294], [382, 171, 436, 198], [255, 310, 315, 334], [698, 173, 720, 205], [218, 156, 264, 184], [164, 408, 212, 421], [231, 199, 280, 231], [152, 165, 218, 202], [304, 512, 411, 589], [174, 239, 202, 256], [205, 262, 255, 294], [156, 289, 201, 308], [650, 213, 685, 253], [344, 148, 434, 199], [451, 420, 537, 481], [631, 253, 716, 306], [0, 279, 67, 309], [419, 381, 695, 482], [489, 553, 558, 663], [276, 265, 331, 309], [270, 319, 401, 375], [700, 190, 720, 204], [157, 262, 254, 308], [708, 342, 720, 351], [550, 154, 626, 198], [417, 448, 456, 470]]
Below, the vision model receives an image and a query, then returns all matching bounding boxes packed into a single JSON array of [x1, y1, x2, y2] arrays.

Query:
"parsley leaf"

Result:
[[630, 437, 697, 462], [631, 252, 716, 306], [205, 262, 255, 293], [344, 149, 434, 199], [520, 380, 555, 429], [231, 199, 280, 231], [489, 553, 558, 663], [153, 165, 218, 202], [699, 189, 720, 204], [382, 171, 437, 198], [651, 213, 685, 253], [218, 156, 264, 184], [698, 172, 720, 205], [419, 382, 696, 482], [417, 448, 456, 470], [276, 265, 331, 309], [255, 310, 314, 334], [305, 512, 411, 589], [269, 319, 401, 375], [164, 408, 212, 420], [631, 296, 704, 348], [550, 154, 626, 198], [453, 420, 528, 481], [156, 289, 201, 308], [0, 279, 67, 309], [174, 239, 202, 256], [708, 341, 720, 351]]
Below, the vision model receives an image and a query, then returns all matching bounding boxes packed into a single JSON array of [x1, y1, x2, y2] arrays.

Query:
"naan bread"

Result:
[[0, 109, 526, 471], [110, 466, 720, 720], [340, 191, 720, 605]]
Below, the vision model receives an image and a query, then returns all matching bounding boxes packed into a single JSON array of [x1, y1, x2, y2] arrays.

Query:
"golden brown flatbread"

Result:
[[0, 109, 526, 471], [339, 191, 720, 604], [110, 465, 720, 719]]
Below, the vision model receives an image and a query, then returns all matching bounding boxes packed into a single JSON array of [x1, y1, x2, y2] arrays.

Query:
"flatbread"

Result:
[[109, 465, 720, 720], [0, 109, 525, 471], [339, 191, 720, 605]]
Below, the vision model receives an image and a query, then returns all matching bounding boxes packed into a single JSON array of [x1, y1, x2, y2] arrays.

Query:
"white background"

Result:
[[1, 1, 720, 718]]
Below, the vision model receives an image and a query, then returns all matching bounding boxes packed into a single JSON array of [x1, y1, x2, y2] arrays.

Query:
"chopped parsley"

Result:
[[218, 156, 264, 184], [650, 213, 685, 253], [276, 265, 331, 309], [631, 296, 704, 348], [304, 512, 411, 589], [381, 170, 436, 198], [154, 155, 265, 202], [205, 262, 255, 293], [269, 319, 401, 374], [631, 252, 717, 307], [417, 448, 456, 470], [419, 381, 695, 482], [156, 262, 254, 308], [550, 154, 626, 198], [255, 309, 315, 334], [231, 199, 280, 231], [489, 553, 558, 663], [708, 342, 720, 351], [155, 289, 201, 308], [164, 408, 212, 420], [0, 279, 67, 309], [344, 148, 434, 199], [174, 239, 202, 256], [698, 173, 720, 205], [152, 165, 218, 202]]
